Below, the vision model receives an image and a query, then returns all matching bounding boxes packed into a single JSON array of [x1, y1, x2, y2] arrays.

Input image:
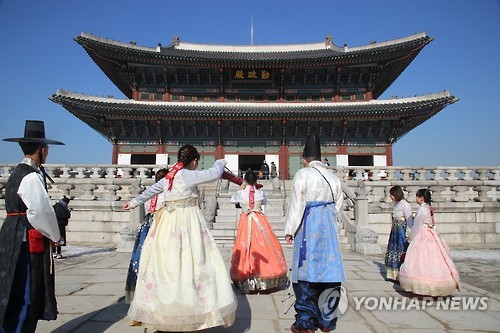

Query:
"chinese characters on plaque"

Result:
[[232, 69, 272, 81]]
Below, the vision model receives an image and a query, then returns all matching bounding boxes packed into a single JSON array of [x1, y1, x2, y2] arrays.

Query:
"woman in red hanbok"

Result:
[[230, 171, 288, 293], [399, 188, 460, 296]]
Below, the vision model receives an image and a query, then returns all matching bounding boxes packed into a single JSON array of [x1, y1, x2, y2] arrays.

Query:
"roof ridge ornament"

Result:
[[173, 35, 180, 46], [325, 34, 333, 48]]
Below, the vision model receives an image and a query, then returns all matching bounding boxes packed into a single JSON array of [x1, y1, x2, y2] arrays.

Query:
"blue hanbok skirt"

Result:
[[292, 201, 345, 283], [125, 213, 152, 303], [384, 219, 407, 280]]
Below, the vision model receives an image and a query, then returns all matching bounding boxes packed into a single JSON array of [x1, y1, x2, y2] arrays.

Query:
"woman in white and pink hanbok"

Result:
[[123, 145, 237, 332], [399, 188, 460, 296]]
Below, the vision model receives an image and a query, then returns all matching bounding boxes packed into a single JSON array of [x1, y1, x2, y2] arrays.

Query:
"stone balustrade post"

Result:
[[120, 167, 133, 179], [353, 180, 381, 254], [400, 169, 413, 181], [43, 166, 59, 180], [473, 186, 492, 202], [371, 186, 386, 204], [431, 168, 444, 181], [353, 168, 365, 181], [415, 169, 427, 181], [385, 168, 397, 181], [446, 169, 459, 181], [60, 167, 71, 179], [354, 181, 369, 227], [90, 167, 102, 179], [57, 184, 75, 199], [451, 185, 470, 202], [371, 168, 381, 181], [272, 177, 281, 193], [80, 184, 97, 200], [136, 167, 150, 179], [0, 183, 5, 199], [127, 184, 144, 202], [429, 186, 447, 203], [404, 186, 420, 202], [221, 179, 230, 193], [117, 184, 145, 252], [462, 169, 474, 181], [104, 185, 122, 201], [1, 166, 13, 178], [335, 166, 349, 181], [492, 169, 500, 181], [75, 167, 87, 179], [105, 167, 116, 179], [477, 169, 490, 181]]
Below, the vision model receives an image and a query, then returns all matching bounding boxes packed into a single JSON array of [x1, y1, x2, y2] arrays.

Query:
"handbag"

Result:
[[28, 228, 45, 253]]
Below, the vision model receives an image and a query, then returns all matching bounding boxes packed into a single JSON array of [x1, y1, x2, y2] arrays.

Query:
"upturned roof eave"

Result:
[[75, 32, 431, 64], [49, 90, 456, 120]]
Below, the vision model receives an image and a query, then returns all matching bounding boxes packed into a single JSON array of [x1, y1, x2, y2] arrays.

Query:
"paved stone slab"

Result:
[[34, 244, 500, 332]]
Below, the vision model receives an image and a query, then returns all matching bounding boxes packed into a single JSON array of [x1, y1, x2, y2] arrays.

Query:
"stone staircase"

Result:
[[210, 181, 350, 249]]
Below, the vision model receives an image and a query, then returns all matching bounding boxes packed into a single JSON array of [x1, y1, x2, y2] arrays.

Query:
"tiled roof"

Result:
[[77, 32, 430, 63], [50, 90, 456, 119], [50, 90, 457, 145]]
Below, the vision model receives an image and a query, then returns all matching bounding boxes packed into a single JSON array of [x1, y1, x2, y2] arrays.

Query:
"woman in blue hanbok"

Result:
[[384, 185, 413, 281], [125, 168, 167, 303]]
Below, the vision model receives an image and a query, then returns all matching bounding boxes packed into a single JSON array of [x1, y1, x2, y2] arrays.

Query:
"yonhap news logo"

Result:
[[317, 287, 488, 318], [318, 286, 348, 320], [352, 295, 488, 311]]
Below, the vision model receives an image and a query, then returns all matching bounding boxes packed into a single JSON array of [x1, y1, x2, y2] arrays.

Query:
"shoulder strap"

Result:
[[311, 167, 335, 202]]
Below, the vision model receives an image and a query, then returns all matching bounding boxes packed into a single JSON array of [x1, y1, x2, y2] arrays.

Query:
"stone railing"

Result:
[[330, 166, 500, 251], [1, 164, 499, 250], [0, 164, 217, 251]]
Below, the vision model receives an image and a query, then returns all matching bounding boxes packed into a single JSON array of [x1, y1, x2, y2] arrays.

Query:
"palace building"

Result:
[[50, 32, 457, 178]]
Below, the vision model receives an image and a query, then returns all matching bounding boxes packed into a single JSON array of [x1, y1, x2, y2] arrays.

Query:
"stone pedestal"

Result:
[[117, 196, 144, 253], [354, 227, 382, 255]]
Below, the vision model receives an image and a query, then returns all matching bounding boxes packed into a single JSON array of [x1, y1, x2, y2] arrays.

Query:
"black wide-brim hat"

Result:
[[3, 120, 64, 145]]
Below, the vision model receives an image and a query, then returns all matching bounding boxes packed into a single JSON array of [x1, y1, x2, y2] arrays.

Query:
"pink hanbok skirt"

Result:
[[399, 225, 460, 296]]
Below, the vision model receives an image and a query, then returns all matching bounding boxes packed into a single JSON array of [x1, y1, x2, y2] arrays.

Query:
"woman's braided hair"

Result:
[[177, 144, 200, 166], [244, 170, 258, 186]]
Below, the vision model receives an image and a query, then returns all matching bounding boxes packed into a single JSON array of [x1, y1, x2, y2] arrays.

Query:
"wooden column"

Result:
[[386, 145, 393, 166], [216, 119, 224, 159], [111, 144, 119, 164], [280, 119, 289, 179], [215, 145, 225, 160], [279, 145, 289, 180], [365, 91, 373, 101]]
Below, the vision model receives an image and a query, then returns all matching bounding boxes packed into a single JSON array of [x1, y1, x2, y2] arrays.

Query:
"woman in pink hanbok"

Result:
[[399, 189, 460, 296]]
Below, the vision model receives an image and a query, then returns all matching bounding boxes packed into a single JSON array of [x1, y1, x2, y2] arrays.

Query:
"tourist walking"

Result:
[[52, 196, 72, 259], [399, 188, 460, 296], [270, 161, 277, 178], [384, 185, 413, 280], [0, 120, 65, 333], [122, 145, 237, 331], [261, 160, 270, 179], [285, 134, 345, 333], [124, 168, 168, 303], [230, 170, 288, 293]]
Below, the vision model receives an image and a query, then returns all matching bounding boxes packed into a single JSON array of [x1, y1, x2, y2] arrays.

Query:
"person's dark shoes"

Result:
[[291, 324, 316, 333]]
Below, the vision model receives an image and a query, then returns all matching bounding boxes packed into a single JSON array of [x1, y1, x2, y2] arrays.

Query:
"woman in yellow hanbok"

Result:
[[123, 145, 237, 332]]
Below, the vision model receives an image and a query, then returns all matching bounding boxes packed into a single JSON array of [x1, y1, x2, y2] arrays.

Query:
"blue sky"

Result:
[[0, 0, 499, 166]]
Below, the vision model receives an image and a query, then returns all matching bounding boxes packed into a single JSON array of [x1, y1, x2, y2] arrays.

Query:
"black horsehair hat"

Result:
[[303, 133, 321, 160], [3, 120, 64, 145]]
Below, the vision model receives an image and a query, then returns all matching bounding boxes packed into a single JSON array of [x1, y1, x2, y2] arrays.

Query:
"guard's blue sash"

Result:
[[298, 201, 334, 267]]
